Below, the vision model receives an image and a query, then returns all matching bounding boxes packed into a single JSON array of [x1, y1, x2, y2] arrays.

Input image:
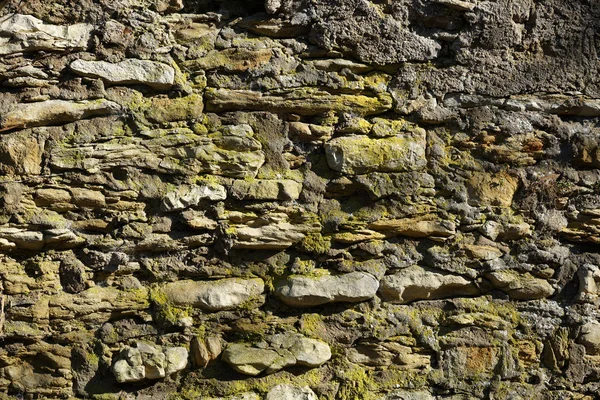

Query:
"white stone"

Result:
[[71, 59, 175, 90], [0, 14, 93, 55], [265, 384, 318, 400], [161, 184, 227, 212]]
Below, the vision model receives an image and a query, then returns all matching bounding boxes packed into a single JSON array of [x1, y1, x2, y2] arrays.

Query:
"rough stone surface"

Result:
[[275, 272, 380, 307], [379, 266, 480, 304], [265, 384, 318, 400], [1, 99, 121, 131], [0, 14, 93, 55], [0, 0, 599, 399], [112, 343, 187, 383], [222, 333, 331, 376], [325, 133, 427, 175], [163, 278, 265, 311], [70, 59, 175, 90]]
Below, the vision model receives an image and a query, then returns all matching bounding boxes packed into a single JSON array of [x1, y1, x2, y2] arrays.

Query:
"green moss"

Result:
[[150, 287, 190, 327], [299, 233, 331, 254], [298, 313, 327, 339]]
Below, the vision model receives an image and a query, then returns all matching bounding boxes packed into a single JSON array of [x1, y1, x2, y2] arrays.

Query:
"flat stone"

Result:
[[232, 213, 314, 249], [383, 390, 436, 400], [1, 100, 121, 131], [486, 270, 554, 300], [324, 133, 426, 175], [464, 245, 503, 261], [205, 88, 393, 116], [230, 179, 302, 200], [221, 343, 279, 376], [222, 333, 331, 376], [0, 14, 93, 55], [265, 384, 318, 400], [379, 266, 480, 304], [435, 0, 476, 11], [35, 189, 72, 205], [0, 229, 44, 251], [71, 59, 175, 90], [183, 48, 273, 72], [275, 271, 379, 307], [161, 183, 227, 212], [70, 188, 106, 208], [163, 278, 264, 311]]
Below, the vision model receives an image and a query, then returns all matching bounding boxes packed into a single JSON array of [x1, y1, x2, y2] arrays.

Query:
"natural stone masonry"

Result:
[[0, 0, 599, 399]]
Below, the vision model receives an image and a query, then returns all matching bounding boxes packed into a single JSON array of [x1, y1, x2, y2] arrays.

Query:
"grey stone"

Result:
[[163, 278, 265, 311], [112, 343, 187, 383], [379, 266, 480, 304], [1, 100, 121, 131], [221, 343, 279, 376], [70, 59, 175, 90], [382, 390, 435, 400], [275, 271, 379, 307], [486, 271, 554, 300], [0, 14, 93, 55], [290, 337, 331, 367]]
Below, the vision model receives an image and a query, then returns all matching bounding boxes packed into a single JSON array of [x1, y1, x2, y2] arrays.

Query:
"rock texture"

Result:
[[0, 0, 598, 399]]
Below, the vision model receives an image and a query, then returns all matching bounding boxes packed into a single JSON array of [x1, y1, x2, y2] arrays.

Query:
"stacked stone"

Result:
[[0, 0, 599, 399]]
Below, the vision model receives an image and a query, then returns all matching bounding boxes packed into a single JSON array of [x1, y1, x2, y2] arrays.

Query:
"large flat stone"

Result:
[[275, 271, 379, 307], [379, 266, 479, 304], [0, 14, 93, 55], [163, 278, 265, 311], [325, 133, 427, 175], [486, 270, 554, 300], [71, 59, 175, 90], [230, 179, 302, 201], [1, 100, 121, 131], [205, 88, 393, 116]]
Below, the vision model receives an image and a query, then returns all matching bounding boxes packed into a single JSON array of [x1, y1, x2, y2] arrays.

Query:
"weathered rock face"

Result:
[[0, 0, 599, 399]]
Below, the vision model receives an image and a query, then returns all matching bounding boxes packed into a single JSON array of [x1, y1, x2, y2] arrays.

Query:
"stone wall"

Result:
[[0, 0, 599, 398]]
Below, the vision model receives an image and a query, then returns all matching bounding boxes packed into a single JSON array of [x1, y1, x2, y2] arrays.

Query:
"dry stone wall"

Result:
[[0, 0, 599, 398]]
